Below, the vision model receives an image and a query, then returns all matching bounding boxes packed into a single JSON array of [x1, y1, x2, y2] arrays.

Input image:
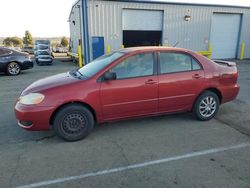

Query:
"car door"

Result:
[[100, 52, 158, 120], [0, 48, 11, 71], [158, 52, 204, 112]]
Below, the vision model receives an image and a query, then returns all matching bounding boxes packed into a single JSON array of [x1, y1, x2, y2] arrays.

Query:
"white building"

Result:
[[69, 0, 250, 60]]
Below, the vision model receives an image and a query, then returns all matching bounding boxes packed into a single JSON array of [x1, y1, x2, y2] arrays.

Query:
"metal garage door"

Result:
[[210, 13, 241, 59], [122, 9, 163, 31]]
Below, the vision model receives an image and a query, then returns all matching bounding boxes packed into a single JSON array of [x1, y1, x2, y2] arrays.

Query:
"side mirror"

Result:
[[103, 71, 116, 81]]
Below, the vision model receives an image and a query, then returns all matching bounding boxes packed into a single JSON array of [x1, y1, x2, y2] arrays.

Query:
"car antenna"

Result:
[[173, 41, 179, 47]]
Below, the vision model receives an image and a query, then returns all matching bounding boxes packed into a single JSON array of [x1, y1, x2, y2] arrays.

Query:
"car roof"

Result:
[[119, 46, 191, 53]]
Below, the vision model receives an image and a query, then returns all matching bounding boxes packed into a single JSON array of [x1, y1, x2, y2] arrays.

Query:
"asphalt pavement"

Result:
[[0, 56, 250, 188]]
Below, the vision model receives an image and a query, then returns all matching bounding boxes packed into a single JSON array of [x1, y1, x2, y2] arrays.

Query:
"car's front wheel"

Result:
[[53, 104, 94, 141], [193, 91, 219, 121], [6, 62, 21, 76]]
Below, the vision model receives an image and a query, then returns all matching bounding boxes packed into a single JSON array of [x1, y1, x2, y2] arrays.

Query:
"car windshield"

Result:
[[78, 52, 125, 78], [38, 51, 49, 55], [37, 46, 49, 50]]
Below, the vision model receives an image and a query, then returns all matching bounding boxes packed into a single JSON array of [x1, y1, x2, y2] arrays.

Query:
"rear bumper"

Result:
[[15, 102, 54, 131], [21, 60, 33, 70], [221, 84, 240, 104]]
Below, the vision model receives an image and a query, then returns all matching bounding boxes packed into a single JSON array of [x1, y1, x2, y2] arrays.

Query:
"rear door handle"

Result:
[[192, 74, 201, 79], [145, 79, 157, 85]]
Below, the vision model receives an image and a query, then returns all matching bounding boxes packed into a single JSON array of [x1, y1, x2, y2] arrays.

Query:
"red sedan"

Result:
[[15, 47, 240, 141]]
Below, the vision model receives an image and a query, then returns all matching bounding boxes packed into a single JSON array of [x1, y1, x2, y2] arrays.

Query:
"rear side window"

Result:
[[192, 58, 202, 70], [159, 53, 201, 74], [0, 48, 11, 56], [0, 49, 4, 55]]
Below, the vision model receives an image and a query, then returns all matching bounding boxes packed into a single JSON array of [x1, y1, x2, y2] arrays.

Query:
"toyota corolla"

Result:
[[15, 47, 240, 141]]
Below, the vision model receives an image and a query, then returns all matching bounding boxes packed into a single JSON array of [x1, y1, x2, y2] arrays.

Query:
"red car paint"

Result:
[[15, 47, 240, 131]]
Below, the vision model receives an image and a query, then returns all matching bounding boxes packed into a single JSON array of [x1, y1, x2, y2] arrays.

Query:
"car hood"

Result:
[[22, 72, 79, 95]]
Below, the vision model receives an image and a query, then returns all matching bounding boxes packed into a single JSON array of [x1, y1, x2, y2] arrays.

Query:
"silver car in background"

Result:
[[34, 40, 53, 65]]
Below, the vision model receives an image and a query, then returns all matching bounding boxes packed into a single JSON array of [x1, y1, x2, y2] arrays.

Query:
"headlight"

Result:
[[19, 93, 45, 105]]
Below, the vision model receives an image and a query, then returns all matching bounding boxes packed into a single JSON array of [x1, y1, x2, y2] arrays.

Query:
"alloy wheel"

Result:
[[199, 96, 217, 118], [8, 62, 20, 75]]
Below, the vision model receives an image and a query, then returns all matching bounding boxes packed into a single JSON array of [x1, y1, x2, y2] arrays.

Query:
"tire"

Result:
[[6, 62, 21, 76], [192, 91, 219, 121], [35, 59, 40, 65], [53, 104, 94, 141]]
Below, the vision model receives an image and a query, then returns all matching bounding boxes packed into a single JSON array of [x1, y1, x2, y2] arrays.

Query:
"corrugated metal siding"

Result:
[[240, 12, 250, 58], [70, 0, 250, 59], [69, 0, 82, 54]]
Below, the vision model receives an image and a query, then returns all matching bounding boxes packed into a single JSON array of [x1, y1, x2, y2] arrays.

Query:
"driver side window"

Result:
[[111, 53, 154, 79]]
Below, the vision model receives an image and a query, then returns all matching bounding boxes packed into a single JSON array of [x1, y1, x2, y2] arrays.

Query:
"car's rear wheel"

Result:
[[53, 104, 94, 141], [6, 62, 21, 76], [193, 91, 219, 121]]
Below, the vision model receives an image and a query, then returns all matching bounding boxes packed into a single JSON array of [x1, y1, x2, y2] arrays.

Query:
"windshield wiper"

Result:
[[69, 70, 87, 79], [76, 70, 84, 77]]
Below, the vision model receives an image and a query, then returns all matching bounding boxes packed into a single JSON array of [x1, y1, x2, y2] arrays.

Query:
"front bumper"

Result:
[[15, 102, 54, 131], [38, 58, 53, 62], [21, 60, 34, 70]]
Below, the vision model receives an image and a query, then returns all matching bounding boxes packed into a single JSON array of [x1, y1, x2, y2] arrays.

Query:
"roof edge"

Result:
[[68, 0, 81, 21], [105, 0, 250, 9]]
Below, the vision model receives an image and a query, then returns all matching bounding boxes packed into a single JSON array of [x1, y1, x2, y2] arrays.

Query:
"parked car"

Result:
[[15, 47, 239, 141], [0, 47, 33, 75], [35, 50, 53, 65], [34, 40, 53, 65], [53, 46, 68, 53]]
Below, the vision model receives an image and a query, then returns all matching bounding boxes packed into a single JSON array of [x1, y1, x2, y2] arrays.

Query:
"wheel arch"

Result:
[[49, 101, 97, 125], [6, 61, 22, 68], [195, 87, 222, 105]]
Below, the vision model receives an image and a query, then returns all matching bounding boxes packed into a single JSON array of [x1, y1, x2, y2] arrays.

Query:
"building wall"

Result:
[[69, 0, 250, 59], [69, 0, 82, 54]]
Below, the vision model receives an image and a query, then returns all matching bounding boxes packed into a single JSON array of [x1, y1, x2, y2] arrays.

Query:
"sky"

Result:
[[0, 0, 76, 38], [0, 0, 250, 38]]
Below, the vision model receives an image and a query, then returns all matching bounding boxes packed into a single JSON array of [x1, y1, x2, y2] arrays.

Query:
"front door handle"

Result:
[[145, 79, 157, 85], [192, 74, 201, 79]]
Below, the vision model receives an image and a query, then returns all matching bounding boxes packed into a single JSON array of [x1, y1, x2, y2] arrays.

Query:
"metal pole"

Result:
[[81, 0, 90, 64], [77, 5, 83, 67]]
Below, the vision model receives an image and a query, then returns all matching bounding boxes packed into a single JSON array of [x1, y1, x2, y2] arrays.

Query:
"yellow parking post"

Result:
[[107, 45, 111, 54], [240, 42, 245, 60], [78, 44, 83, 67], [208, 43, 212, 59], [197, 43, 213, 59], [121, 44, 125, 49]]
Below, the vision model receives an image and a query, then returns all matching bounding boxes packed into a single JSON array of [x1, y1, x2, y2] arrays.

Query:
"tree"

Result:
[[12, 37, 23, 47], [3, 37, 12, 46], [3, 37, 23, 47], [23, 30, 33, 46], [51, 42, 59, 48], [61, 37, 69, 47]]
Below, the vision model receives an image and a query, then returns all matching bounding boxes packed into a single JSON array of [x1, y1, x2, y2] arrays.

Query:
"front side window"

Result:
[[159, 53, 201, 74], [78, 52, 125, 78], [111, 53, 154, 79]]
